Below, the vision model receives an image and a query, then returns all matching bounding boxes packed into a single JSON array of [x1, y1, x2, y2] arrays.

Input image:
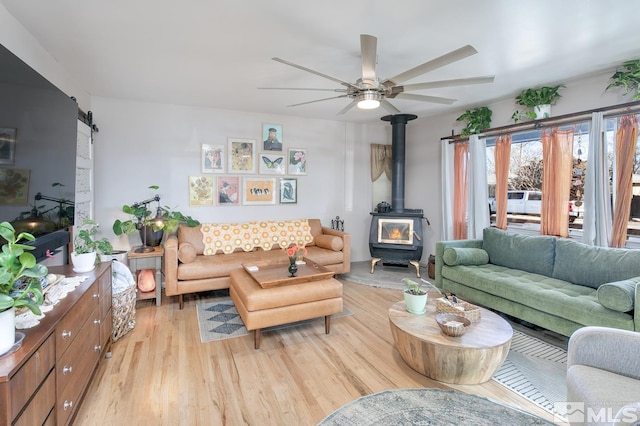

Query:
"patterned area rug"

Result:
[[196, 295, 353, 344], [318, 388, 554, 425]]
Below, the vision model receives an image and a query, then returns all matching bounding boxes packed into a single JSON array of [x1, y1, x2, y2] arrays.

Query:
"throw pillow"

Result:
[[442, 247, 489, 266], [178, 242, 197, 263], [315, 234, 344, 251], [597, 278, 639, 312]]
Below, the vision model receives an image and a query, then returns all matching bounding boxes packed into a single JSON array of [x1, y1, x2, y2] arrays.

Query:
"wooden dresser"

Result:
[[0, 262, 112, 425]]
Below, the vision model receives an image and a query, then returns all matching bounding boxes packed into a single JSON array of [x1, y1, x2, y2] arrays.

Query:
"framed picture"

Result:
[[217, 176, 240, 206], [262, 123, 283, 152], [189, 176, 214, 206], [201, 144, 225, 173], [228, 138, 256, 174], [288, 148, 307, 175], [279, 178, 297, 204], [242, 177, 276, 205], [0, 128, 17, 165], [259, 152, 286, 175], [0, 168, 29, 205]]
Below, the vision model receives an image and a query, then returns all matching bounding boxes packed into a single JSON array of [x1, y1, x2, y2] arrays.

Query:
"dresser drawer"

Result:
[[14, 369, 55, 426], [9, 333, 55, 421], [56, 281, 99, 358]]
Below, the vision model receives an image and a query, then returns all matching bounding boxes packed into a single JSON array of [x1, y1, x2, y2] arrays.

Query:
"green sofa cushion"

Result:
[[442, 247, 489, 266], [597, 278, 639, 312], [482, 227, 556, 277], [552, 239, 640, 289]]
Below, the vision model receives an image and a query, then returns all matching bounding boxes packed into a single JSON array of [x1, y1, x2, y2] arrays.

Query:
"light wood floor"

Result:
[[74, 280, 562, 425]]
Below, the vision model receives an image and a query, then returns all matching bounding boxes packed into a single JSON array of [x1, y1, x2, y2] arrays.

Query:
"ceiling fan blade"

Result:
[[383, 45, 478, 86], [337, 101, 357, 115], [286, 94, 349, 107], [272, 57, 358, 89], [381, 99, 400, 114], [360, 34, 377, 86], [258, 87, 348, 92], [400, 76, 495, 91], [395, 93, 457, 105]]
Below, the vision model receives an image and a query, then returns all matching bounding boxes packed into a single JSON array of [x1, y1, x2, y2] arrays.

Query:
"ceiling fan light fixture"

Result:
[[357, 90, 381, 109]]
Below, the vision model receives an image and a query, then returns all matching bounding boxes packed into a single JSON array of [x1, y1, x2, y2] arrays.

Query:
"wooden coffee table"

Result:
[[388, 298, 512, 384]]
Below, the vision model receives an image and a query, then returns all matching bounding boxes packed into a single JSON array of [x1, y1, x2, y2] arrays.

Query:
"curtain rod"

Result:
[[442, 100, 640, 143]]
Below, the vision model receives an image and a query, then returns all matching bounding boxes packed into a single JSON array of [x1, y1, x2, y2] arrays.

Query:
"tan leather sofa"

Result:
[[164, 219, 350, 308]]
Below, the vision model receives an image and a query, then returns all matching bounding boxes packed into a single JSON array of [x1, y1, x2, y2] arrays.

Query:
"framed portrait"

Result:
[[0, 168, 29, 205], [228, 138, 256, 174], [189, 176, 214, 206], [262, 123, 283, 152], [242, 177, 276, 205], [258, 152, 286, 175], [279, 178, 297, 204], [217, 176, 240, 206], [201, 144, 225, 173], [0, 128, 17, 165], [288, 148, 307, 175]]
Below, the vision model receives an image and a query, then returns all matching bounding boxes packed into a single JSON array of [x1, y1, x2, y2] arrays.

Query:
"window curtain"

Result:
[[494, 135, 512, 230], [370, 144, 392, 182], [467, 135, 489, 238], [441, 140, 455, 240], [453, 141, 469, 239], [610, 114, 639, 247], [582, 112, 612, 247], [541, 128, 574, 237]]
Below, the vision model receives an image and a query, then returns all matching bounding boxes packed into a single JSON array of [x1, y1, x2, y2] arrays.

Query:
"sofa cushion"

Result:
[[597, 277, 639, 312], [443, 247, 489, 266], [553, 239, 640, 289], [307, 219, 322, 246], [482, 227, 556, 276], [315, 234, 344, 251], [178, 225, 205, 254], [178, 242, 197, 264]]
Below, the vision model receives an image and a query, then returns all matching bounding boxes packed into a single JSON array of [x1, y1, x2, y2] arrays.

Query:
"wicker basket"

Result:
[[435, 297, 481, 323], [112, 285, 137, 342]]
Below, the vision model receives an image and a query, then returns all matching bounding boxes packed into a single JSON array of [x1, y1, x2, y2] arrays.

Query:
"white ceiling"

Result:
[[3, 0, 640, 123]]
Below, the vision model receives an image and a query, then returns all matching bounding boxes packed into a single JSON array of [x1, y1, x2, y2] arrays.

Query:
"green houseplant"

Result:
[[402, 278, 428, 314], [456, 107, 492, 137], [0, 222, 47, 355], [606, 59, 640, 100], [512, 85, 564, 122], [71, 219, 113, 273]]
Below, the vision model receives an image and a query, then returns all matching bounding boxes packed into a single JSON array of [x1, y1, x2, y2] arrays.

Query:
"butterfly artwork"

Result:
[[259, 154, 285, 175]]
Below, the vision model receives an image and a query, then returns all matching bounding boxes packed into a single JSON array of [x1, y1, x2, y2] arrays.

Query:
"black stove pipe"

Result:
[[381, 114, 417, 214]]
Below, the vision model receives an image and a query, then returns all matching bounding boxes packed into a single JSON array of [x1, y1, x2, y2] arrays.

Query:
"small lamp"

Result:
[[133, 195, 161, 253]]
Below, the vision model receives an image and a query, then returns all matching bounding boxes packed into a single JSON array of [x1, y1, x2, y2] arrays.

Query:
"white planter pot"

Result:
[[534, 104, 551, 119], [71, 251, 97, 273], [0, 307, 16, 356], [404, 291, 428, 314]]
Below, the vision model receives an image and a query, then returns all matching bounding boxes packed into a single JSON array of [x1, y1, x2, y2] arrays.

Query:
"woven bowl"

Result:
[[435, 313, 471, 337]]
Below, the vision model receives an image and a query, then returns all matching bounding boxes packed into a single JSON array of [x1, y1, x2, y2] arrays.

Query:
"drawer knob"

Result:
[[61, 330, 72, 339], [63, 365, 73, 375], [94, 319, 101, 325], [93, 293, 100, 298], [94, 344, 102, 352], [63, 400, 74, 410]]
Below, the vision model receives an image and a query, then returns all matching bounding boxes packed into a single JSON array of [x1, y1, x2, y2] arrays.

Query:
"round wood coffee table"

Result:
[[388, 299, 512, 384]]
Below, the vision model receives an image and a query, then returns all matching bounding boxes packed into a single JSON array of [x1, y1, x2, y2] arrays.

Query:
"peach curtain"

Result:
[[541, 128, 574, 237], [453, 142, 469, 239], [370, 144, 392, 182], [610, 115, 639, 247], [494, 135, 512, 230]]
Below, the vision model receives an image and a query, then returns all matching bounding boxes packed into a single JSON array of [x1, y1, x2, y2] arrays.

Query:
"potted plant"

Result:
[[71, 219, 113, 273], [0, 222, 47, 355], [456, 106, 492, 137], [402, 278, 429, 314], [606, 59, 640, 100], [511, 85, 564, 122]]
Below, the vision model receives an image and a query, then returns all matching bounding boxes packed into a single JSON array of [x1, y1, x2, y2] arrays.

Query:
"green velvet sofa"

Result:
[[435, 227, 640, 337]]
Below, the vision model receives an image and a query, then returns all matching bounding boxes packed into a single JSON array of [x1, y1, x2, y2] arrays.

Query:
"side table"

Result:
[[128, 246, 163, 306]]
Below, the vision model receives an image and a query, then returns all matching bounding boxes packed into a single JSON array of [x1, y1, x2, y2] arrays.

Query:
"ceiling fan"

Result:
[[259, 34, 495, 115]]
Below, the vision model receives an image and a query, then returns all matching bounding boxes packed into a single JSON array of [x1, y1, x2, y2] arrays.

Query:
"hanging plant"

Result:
[[511, 85, 564, 122], [456, 106, 492, 137], [606, 59, 640, 100]]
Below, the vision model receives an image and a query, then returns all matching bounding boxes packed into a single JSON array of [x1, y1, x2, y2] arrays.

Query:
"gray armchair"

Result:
[[567, 326, 640, 426]]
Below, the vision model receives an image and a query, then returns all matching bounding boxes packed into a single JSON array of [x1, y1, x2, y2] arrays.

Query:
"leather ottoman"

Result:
[[229, 268, 343, 349]]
